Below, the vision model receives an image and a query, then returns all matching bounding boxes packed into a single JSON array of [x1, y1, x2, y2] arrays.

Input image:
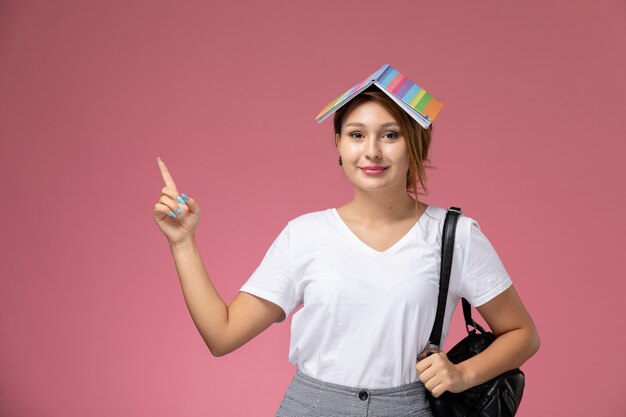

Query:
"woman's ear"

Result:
[[335, 133, 340, 147]]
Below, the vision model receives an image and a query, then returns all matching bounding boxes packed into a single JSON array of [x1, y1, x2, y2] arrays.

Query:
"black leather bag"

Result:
[[419, 206, 525, 417]]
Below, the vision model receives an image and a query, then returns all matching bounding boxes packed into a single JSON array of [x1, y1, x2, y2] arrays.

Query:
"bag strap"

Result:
[[461, 295, 487, 335], [424, 206, 463, 353]]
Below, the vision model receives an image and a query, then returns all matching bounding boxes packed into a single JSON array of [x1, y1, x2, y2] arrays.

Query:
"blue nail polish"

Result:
[[181, 193, 189, 201], [169, 210, 176, 218], [177, 208, 182, 214], [177, 196, 186, 205]]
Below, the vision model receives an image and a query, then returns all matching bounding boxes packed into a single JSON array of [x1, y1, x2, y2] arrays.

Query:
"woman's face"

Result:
[[335, 100, 409, 194]]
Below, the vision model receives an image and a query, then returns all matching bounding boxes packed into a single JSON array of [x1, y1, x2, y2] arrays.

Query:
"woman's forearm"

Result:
[[169, 237, 228, 356], [456, 326, 540, 389]]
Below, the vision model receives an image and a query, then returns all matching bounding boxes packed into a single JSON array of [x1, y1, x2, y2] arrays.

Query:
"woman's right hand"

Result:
[[153, 157, 201, 246]]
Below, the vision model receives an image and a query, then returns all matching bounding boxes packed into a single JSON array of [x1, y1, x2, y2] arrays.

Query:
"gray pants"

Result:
[[276, 368, 435, 417]]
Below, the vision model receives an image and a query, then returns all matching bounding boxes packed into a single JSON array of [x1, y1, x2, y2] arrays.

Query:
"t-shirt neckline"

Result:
[[330, 204, 431, 257]]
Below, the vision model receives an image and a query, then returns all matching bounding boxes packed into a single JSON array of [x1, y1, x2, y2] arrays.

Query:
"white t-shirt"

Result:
[[239, 204, 513, 389]]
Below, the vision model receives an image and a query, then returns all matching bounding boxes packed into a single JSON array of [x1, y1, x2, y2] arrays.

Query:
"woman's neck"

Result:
[[341, 189, 426, 225]]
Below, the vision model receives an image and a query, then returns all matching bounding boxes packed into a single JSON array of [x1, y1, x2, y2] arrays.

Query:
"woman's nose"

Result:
[[366, 138, 382, 159]]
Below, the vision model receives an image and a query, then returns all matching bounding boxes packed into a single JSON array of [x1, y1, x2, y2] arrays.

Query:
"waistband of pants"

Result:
[[294, 368, 427, 397]]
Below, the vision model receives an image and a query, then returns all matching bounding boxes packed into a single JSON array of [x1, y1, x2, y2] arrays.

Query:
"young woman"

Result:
[[153, 83, 540, 417]]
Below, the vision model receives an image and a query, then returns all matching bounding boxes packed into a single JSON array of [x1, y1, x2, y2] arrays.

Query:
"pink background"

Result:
[[1, 0, 625, 416]]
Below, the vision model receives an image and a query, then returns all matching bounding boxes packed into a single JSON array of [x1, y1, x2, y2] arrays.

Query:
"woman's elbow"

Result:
[[526, 324, 541, 357]]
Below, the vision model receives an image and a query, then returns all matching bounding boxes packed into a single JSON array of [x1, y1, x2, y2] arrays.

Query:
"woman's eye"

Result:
[[348, 132, 399, 139]]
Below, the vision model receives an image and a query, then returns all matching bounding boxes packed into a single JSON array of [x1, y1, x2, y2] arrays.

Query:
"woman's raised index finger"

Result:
[[157, 157, 178, 190]]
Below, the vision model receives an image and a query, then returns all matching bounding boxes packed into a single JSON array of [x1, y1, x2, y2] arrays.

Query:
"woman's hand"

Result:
[[415, 352, 470, 398], [153, 157, 201, 246]]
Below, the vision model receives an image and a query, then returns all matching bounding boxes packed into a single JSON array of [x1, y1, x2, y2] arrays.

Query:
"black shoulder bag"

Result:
[[419, 206, 525, 417]]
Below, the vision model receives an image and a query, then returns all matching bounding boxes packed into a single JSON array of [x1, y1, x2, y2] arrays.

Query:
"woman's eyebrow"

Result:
[[345, 122, 400, 127]]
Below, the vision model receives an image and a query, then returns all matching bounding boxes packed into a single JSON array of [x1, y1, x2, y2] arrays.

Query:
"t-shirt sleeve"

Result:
[[239, 221, 301, 323], [457, 218, 513, 307]]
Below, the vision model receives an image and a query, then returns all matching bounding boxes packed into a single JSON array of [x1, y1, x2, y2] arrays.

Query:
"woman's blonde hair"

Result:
[[332, 86, 434, 208]]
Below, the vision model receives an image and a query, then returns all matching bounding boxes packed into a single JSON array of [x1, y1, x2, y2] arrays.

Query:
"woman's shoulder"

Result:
[[425, 203, 475, 218], [286, 207, 336, 229], [422, 204, 481, 249], [425, 203, 478, 225]]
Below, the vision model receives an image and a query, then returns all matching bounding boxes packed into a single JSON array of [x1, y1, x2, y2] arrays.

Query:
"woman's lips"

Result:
[[360, 167, 388, 175]]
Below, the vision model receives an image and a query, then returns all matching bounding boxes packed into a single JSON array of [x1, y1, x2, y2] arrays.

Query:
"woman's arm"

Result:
[[170, 238, 229, 356], [416, 284, 540, 396], [456, 284, 541, 388], [156, 158, 283, 356], [170, 238, 284, 357]]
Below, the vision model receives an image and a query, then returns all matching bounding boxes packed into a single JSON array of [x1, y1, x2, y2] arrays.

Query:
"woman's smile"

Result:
[[360, 166, 389, 175]]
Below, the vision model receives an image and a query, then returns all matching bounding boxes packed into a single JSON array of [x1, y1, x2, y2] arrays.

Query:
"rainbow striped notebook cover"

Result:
[[315, 64, 444, 129]]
